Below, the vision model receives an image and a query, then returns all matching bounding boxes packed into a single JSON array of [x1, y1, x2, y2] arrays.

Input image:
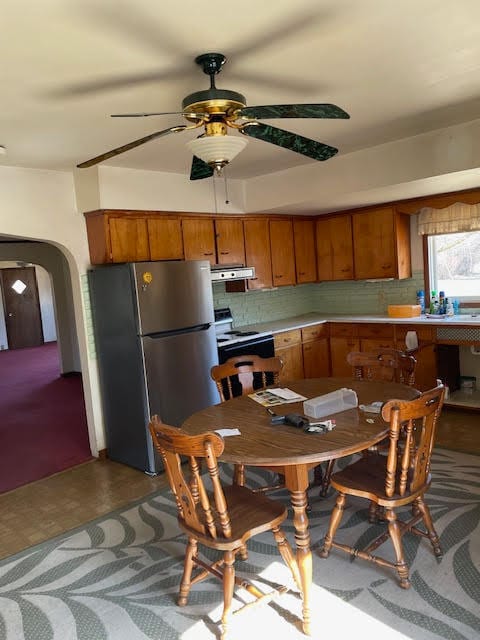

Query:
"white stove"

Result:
[[213, 307, 274, 362], [214, 307, 261, 344]]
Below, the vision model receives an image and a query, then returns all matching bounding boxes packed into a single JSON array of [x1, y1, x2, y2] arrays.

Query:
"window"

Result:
[[428, 231, 480, 301]]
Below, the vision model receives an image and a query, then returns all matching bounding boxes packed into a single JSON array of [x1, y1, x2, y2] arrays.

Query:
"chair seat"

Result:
[[180, 484, 288, 550], [331, 455, 431, 506]]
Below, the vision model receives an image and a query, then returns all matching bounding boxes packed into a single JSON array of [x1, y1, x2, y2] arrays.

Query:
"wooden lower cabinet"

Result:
[[329, 323, 359, 377], [302, 324, 330, 377], [395, 325, 437, 391], [358, 323, 395, 351], [274, 329, 304, 381]]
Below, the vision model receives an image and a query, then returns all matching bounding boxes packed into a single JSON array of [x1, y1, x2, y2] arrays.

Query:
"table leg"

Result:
[[284, 464, 311, 636]]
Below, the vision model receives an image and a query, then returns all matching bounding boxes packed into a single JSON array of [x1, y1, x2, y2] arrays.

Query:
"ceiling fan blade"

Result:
[[190, 156, 214, 181], [77, 125, 186, 168], [240, 123, 338, 161], [238, 104, 350, 120]]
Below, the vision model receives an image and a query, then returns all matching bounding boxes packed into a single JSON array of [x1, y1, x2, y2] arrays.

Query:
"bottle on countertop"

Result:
[[416, 290, 425, 314], [439, 291, 446, 314], [430, 290, 438, 314], [446, 298, 454, 316]]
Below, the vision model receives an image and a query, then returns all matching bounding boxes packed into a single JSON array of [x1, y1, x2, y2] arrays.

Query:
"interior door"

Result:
[[1, 266, 44, 349]]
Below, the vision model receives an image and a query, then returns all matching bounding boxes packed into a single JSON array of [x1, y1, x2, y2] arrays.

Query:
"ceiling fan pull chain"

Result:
[[212, 173, 218, 215], [224, 168, 230, 205]]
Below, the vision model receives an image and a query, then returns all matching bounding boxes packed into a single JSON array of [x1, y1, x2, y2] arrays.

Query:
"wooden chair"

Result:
[[148, 415, 301, 639], [211, 355, 285, 491], [318, 384, 445, 588], [317, 348, 417, 498], [347, 348, 417, 386], [211, 355, 283, 402]]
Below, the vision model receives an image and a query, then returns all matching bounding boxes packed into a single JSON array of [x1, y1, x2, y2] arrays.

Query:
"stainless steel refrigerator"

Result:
[[88, 260, 219, 474]]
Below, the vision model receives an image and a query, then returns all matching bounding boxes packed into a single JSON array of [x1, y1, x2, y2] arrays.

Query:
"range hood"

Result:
[[210, 264, 256, 282]]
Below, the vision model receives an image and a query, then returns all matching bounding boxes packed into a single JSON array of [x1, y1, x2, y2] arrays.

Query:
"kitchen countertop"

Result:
[[235, 311, 480, 335]]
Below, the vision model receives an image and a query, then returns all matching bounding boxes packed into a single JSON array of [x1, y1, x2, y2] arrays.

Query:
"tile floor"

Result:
[[0, 407, 478, 561]]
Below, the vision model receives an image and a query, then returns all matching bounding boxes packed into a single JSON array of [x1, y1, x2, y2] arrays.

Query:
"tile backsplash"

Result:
[[213, 271, 425, 326]]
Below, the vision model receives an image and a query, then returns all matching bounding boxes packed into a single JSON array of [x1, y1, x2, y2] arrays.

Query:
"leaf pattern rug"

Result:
[[0, 448, 478, 640]]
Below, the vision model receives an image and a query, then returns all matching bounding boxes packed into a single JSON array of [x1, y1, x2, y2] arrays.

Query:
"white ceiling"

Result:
[[2, 0, 480, 210]]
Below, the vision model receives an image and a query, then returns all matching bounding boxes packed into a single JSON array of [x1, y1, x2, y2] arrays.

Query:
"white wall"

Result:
[[0, 166, 100, 455], [96, 166, 246, 213]]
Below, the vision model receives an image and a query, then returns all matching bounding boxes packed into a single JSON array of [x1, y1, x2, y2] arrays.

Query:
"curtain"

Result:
[[417, 202, 480, 235]]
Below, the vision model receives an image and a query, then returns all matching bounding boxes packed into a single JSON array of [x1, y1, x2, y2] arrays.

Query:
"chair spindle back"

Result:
[[211, 355, 283, 402], [149, 416, 232, 539], [347, 348, 417, 386], [381, 384, 445, 497]]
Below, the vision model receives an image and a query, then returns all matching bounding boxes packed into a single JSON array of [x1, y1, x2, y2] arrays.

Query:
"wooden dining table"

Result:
[[181, 377, 420, 635]]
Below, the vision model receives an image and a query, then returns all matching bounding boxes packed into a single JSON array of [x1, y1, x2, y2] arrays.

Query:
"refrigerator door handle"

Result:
[[144, 323, 211, 339]]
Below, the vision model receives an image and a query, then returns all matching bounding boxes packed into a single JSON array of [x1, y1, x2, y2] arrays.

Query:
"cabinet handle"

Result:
[[204, 252, 214, 256], [382, 264, 392, 269], [341, 268, 351, 272], [220, 251, 229, 255], [275, 274, 283, 278]]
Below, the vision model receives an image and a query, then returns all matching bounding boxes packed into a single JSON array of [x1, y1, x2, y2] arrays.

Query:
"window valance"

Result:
[[417, 202, 480, 235]]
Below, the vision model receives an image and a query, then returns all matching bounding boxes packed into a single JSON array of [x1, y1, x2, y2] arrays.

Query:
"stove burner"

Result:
[[217, 338, 229, 343]]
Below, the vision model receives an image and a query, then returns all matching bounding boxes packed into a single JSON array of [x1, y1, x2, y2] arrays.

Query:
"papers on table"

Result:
[[215, 428, 241, 437], [249, 388, 307, 407]]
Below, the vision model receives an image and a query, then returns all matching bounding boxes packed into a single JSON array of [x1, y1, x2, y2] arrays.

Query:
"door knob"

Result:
[[8, 313, 13, 317]]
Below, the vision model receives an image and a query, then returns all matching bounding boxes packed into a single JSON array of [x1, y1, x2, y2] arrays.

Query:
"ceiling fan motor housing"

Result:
[[182, 88, 246, 122]]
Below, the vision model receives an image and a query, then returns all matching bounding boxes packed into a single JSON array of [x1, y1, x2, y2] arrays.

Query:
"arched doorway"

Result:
[[0, 240, 92, 493]]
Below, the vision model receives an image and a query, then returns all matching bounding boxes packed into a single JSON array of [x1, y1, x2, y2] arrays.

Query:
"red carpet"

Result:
[[0, 342, 92, 493]]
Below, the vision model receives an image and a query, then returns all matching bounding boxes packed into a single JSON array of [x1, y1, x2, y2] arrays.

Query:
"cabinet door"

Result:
[[352, 208, 396, 279], [109, 217, 149, 263], [303, 339, 330, 378], [244, 219, 273, 289], [293, 219, 317, 283], [182, 219, 216, 265], [270, 219, 296, 287], [330, 337, 360, 376], [316, 216, 354, 281], [277, 344, 304, 381], [395, 325, 437, 391], [148, 217, 184, 260], [215, 219, 245, 265]]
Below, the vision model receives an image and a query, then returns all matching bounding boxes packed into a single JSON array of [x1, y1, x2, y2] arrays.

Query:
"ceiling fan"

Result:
[[77, 52, 350, 180]]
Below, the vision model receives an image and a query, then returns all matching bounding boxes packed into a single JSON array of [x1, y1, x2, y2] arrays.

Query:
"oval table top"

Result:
[[181, 377, 420, 467]]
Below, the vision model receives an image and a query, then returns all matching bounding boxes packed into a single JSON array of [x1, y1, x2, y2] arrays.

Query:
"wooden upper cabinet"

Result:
[[316, 215, 354, 281], [147, 216, 184, 260], [84, 211, 150, 264], [293, 219, 317, 283], [270, 219, 296, 287], [352, 207, 411, 280], [243, 219, 273, 289], [182, 218, 216, 265], [108, 216, 150, 263], [214, 219, 245, 265]]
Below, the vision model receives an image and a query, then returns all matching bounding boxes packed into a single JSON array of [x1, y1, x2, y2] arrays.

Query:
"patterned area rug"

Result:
[[0, 448, 478, 640]]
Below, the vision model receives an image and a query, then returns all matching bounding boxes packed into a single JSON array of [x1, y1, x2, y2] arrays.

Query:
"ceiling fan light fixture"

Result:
[[186, 135, 247, 174]]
